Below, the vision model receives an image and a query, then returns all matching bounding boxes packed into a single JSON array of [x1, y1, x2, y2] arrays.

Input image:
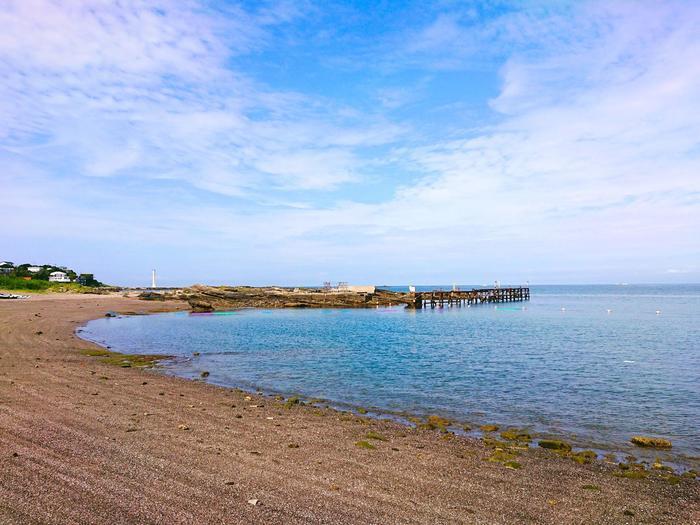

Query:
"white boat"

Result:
[[0, 293, 30, 299]]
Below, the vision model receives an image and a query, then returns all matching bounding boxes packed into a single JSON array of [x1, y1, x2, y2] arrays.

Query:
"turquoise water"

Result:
[[80, 285, 700, 466]]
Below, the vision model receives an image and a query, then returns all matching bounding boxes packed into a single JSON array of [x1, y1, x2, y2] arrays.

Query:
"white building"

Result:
[[27, 266, 42, 273], [347, 285, 375, 293], [327, 282, 376, 294], [48, 271, 71, 283]]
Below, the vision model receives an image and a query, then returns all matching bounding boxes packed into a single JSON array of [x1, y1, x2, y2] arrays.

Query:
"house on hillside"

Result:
[[76, 274, 98, 286], [48, 271, 71, 283], [27, 266, 42, 273]]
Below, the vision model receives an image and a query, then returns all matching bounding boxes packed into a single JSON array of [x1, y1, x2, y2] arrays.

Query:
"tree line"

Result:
[[0, 262, 103, 287]]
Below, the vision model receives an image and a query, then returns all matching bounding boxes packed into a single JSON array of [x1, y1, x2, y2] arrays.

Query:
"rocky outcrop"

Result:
[[180, 285, 411, 312], [630, 436, 673, 449]]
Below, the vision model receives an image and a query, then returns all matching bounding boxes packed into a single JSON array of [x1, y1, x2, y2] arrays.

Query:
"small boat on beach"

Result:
[[0, 293, 29, 299]]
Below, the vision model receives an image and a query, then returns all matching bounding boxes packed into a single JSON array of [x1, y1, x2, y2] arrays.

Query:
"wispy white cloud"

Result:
[[354, 2, 700, 259], [0, 0, 402, 198]]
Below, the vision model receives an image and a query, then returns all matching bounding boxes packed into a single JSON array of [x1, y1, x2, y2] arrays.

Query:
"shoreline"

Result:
[[1, 294, 698, 523], [78, 307, 699, 473]]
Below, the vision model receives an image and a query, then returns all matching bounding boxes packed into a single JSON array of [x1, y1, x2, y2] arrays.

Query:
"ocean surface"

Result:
[[79, 284, 700, 466]]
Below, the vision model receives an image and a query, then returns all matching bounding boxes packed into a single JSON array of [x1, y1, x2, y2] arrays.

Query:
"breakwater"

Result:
[[139, 285, 530, 312]]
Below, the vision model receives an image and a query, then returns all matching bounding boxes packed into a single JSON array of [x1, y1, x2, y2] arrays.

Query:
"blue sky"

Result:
[[1, 0, 699, 286]]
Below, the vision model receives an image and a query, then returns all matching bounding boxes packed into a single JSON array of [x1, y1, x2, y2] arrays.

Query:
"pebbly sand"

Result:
[[0, 294, 698, 524]]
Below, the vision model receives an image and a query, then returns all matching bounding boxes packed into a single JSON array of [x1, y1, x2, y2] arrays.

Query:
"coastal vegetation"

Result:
[[482, 433, 526, 470], [0, 275, 98, 293], [80, 348, 164, 368], [570, 450, 598, 464], [480, 431, 691, 482], [500, 429, 531, 442], [0, 275, 57, 291], [0, 261, 105, 292], [284, 396, 302, 409], [415, 415, 452, 432], [615, 460, 649, 479], [538, 439, 573, 452]]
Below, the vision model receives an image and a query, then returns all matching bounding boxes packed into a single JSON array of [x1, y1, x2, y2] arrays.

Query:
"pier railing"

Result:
[[410, 287, 529, 309]]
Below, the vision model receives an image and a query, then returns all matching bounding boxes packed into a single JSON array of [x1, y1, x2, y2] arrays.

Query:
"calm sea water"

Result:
[[80, 284, 700, 465]]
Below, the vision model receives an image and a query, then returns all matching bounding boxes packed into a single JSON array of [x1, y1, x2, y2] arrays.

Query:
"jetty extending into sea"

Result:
[[409, 287, 530, 309], [141, 284, 530, 311]]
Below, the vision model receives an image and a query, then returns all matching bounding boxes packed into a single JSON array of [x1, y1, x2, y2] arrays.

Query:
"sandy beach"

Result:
[[0, 294, 697, 524]]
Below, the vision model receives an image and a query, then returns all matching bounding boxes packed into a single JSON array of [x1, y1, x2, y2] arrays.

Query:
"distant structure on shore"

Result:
[[323, 281, 376, 294], [346, 285, 376, 293], [48, 271, 70, 283], [151, 269, 157, 288], [0, 261, 102, 286]]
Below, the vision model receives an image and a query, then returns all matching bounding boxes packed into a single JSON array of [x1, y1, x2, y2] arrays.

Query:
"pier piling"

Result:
[[411, 287, 529, 309]]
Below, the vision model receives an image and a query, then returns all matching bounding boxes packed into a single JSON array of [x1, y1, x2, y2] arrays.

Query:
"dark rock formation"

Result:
[[180, 285, 411, 312]]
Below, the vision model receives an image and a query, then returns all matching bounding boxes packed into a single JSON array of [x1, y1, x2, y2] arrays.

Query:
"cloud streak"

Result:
[[0, 0, 401, 198]]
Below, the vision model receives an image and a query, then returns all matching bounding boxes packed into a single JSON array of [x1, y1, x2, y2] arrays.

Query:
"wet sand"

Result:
[[0, 294, 698, 524]]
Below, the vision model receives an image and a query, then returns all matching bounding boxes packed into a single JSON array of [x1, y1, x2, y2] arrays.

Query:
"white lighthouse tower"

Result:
[[151, 269, 157, 289]]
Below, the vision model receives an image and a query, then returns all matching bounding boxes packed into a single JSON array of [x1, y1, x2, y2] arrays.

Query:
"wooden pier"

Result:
[[409, 287, 529, 309]]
